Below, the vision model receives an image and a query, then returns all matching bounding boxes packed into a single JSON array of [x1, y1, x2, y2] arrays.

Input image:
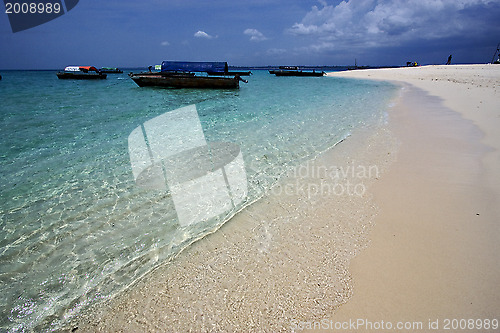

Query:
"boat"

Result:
[[129, 61, 246, 89], [57, 66, 107, 80], [207, 70, 252, 76], [269, 66, 325, 77], [347, 66, 370, 70], [129, 72, 242, 89], [100, 67, 123, 74]]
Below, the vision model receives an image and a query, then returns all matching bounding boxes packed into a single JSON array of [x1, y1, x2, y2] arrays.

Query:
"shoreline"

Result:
[[327, 65, 500, 331]]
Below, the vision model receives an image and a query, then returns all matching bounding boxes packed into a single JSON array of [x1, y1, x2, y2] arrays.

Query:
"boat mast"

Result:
[[491, 43, 500, 63]]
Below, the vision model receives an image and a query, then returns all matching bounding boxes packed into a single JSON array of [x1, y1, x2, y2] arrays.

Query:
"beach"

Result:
[[327, 65, 500, 332], [73, 65, 500, 332]]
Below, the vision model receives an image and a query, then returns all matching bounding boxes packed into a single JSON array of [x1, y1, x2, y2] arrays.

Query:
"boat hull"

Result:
[[207, 71, 252, 76], [57, 72, 107, 80], [129, 74, 239, 89]]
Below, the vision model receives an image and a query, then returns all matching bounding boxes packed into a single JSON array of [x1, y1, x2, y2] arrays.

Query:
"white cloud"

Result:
[[194, 30, 214, 39], [160, 41, 170, 46], [244, 28, 268, 42], [288, 0, 496, 51]]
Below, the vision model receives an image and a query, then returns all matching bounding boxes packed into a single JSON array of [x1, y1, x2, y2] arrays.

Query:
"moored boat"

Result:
[[207, 70, 252, 76], [129, 61, 246, 89], [130, 72, 241, 89], [269, 66, 325, 77], [100, 67, 123, 74], [57, 66, 107, 79]]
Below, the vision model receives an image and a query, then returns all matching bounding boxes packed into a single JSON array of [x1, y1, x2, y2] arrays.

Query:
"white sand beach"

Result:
[[326, 65, 500, 332], [77, 65, 500, 332]]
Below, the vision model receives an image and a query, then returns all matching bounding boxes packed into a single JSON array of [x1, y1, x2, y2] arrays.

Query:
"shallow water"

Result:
[[0, 70, 396, 331]]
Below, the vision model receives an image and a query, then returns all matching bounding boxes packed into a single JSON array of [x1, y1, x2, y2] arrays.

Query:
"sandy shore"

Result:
[[76, 65, 500, 332], [327, 65, 500, 332]]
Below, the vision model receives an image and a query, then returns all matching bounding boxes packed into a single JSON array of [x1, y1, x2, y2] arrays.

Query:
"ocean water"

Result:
[[0, 70, 396, 332]]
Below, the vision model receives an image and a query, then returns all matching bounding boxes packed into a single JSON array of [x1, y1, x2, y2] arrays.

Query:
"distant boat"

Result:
[[57, 66, 107, 80], [207, 70, 252, 76], [100, 67, 123, 74], [269, 66, 325, 77], [346, 59, 370, 71], [129, 61, 247, 89], [347, 65, 370, 70]]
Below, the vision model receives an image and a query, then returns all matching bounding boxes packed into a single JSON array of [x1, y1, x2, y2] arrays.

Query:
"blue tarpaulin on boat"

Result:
[[161, 61, 228, 73]]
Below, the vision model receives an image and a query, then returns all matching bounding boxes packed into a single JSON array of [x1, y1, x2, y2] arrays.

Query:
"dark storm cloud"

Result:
[[286, 0, 500, 63]]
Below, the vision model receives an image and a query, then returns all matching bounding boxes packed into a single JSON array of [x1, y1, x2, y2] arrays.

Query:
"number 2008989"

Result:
[[5, 2, 61, 14]]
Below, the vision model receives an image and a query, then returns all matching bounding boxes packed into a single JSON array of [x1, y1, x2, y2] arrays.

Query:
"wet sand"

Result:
[[76, 65, 500, 332]]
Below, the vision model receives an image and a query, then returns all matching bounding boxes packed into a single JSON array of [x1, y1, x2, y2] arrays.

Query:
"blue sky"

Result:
[[1, 0, 500, 69]]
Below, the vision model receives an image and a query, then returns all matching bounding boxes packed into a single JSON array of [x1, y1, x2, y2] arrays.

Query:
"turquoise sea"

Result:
[[0, 70, 396, 332]]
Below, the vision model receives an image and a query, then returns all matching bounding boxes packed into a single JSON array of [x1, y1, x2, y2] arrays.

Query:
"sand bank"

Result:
[[326, 65, 500, 331], [77, 65, 500, 332]]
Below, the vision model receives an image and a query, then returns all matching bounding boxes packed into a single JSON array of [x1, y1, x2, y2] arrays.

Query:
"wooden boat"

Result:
[[57, 66, 107, 80], [129, 61, 246, 89], [347, 66, 370, 70], [129, 72, 241, 89], [100, 67, 123, 74], [207, 70, 252, 76], [269, 66, 325, 77], [272, 70, 325, 76]]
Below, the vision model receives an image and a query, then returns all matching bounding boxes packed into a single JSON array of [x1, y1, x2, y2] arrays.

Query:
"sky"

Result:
[[1, 0, 500, 69]]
